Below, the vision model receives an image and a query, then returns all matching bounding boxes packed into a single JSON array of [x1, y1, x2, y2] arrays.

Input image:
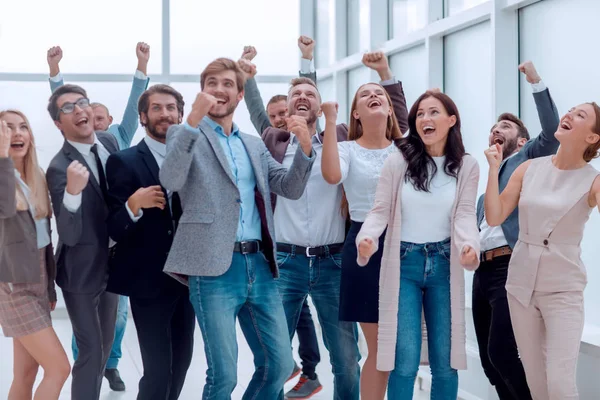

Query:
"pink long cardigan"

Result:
[[356, 152, 481, 371]]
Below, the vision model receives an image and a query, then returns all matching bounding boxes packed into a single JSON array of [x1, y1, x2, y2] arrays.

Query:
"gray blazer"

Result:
[[0, 157, 57, 301], [477, 88, 560, 249], [46, 132, 119, 294], [159, 121, 315, 279]]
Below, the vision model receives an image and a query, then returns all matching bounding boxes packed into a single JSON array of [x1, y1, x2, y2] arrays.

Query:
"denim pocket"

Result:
[[440, 241, 452, 262], [330, 253, 343, 268], [400, 242, 411, 260], [276, 251, 291, 268]]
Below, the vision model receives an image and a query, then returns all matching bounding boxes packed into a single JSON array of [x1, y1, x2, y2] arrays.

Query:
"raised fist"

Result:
[[241, 46, 257, 61], [320, 101, 339, 121], [518, 61, 541, 84], [66, 160, 90, 195], [238, 58, 257, 79], [187, 93, 218, 127], [47, 46, 63, 76], [298, 36, 315, 60], [362, 51, 389, 72], [136, 42, 150, 63], [484, 144, 503, 170], [0, 121, 12, 158]]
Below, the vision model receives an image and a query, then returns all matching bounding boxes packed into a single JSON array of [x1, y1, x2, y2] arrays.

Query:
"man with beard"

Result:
[[253, 51, 409, 399], [473, 61, 560, 399], [160, 58, 316, 400], [104, 84, 195, 400]]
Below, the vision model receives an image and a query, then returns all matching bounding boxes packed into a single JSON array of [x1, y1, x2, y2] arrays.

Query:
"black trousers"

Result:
[[472, 254, 532, 400], [130, 286, 196, 400], [295, 298, 321, 376]]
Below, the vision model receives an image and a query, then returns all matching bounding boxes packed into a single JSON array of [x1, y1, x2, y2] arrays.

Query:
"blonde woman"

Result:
[[0, 110, 70, 400]]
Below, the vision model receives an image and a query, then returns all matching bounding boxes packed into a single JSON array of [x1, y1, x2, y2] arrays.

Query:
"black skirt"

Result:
[[339, 220, 386, 323]]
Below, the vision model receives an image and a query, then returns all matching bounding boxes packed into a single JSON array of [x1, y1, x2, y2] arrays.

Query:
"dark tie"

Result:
[[90, 144, 109, 201]]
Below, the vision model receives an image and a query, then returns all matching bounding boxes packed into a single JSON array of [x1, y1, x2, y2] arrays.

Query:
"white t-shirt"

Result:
[[337, 141, 397, 222], [401, 156, 457, 243]]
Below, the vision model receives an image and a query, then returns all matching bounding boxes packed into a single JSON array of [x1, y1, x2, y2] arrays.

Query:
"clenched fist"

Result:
[[287, 116, 312, 156], [460, 245, 478, 267], [136, 42, 151, 64], [321, 101, 339, 121], [0, 121, 12, 158], [241, 46, 257, 61], [362, 51, 393, 81], [518, 61, 541, 84], [128, 185, 166, 215], [238, 58, 257, 80], [484, 144, 503, 170], [66, 161, 90, 195], [187, 93, 218, 127], [358, 238, 376, 261], [47, 46, 63, 77], [298, 36, 315, 60]]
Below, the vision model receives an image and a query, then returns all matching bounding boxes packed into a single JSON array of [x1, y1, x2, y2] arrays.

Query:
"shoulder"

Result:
[[108, 145, 136, 163], [261, 126, 289, 141]]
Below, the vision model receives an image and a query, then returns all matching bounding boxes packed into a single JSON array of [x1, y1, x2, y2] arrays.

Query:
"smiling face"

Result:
[[91, 104, 112, 131], [556, 103, 600, 149], [287, 82, 321, 126], [489, 119, 520, 157], [352, 83, 392, 122], [267, 100, 288, 129], [415, 96, 456, 151], [1, 112, 32, 163], [140, 92, 182, 142], [202, 70, 244, 119], [54, 92, 95, 143]]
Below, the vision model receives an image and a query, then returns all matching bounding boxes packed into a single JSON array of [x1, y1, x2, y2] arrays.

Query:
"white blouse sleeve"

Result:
[[338, 141, 352, 184]]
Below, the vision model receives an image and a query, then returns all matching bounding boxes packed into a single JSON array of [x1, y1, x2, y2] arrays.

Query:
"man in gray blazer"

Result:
[[160, 57, 315, 400], [473, 61, 560, 399], [45, 84, 120, 400]]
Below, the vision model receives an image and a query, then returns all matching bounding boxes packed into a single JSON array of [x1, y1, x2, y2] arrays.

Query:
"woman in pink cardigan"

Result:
[[356, 90, 480, 399]]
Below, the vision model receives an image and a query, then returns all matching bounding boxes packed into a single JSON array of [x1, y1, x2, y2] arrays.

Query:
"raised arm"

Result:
[[0, 122, 16, 219], [355, 154, 397, 266], [47, 46, 64, 93], [453, 158, 481, 270], [519, 61, 560, 159], [484, 144, 531, 226], [320, 102, 347, 184], [113, 42, 151, 150], [160, 93, 217, 193], [239, 55, 272, 135]]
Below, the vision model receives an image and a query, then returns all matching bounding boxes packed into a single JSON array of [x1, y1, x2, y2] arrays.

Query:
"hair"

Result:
[[47, 84, 88, 122], [0, 110, 51, 219], [90, 102, 110, 116], [288, 77, 321, 102], [584, 102, 600, 162], [200, 58, 246, 92], [137, 84, 185, 125], [267, 95, 287, 109], [496, 113, 530, 140], [397, 90, 466, 192]]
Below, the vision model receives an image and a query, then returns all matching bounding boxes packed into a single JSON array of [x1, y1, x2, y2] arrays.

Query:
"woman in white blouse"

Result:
[[321, 83, 403, 400]]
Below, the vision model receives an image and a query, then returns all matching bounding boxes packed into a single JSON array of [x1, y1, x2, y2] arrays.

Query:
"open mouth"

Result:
[[493, 136, 505, 145], [367, 99, 382, 108], [75, 117, 89, 127], [296, 102, 310, 112], [560, 121, 572, 131], [216, 98, 228, 105], [10, 141, 24, 149], [423, 126, 435, 136]]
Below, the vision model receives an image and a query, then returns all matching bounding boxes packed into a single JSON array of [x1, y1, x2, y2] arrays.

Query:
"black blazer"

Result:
[[46, 132, 119, 295], [105, 138, 183, 298]]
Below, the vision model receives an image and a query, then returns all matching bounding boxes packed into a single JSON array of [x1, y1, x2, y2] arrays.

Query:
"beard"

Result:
[[209, 101, 238, 119], [288, 109, 318, 126], [501, 137, 519, 159], [147, 117, 175, 140]]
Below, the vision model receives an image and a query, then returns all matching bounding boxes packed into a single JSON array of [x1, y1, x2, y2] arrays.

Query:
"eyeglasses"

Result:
[[56, 98, 90, 119]]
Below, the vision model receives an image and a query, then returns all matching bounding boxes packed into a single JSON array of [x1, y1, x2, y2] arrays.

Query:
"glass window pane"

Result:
[[317, 77, 335, 127], [0, 0, 162, 74], [445, 0, 489, 16], [347, 0, 370, 56], [389, 45, 428, 108], [315, 0, 333, 68], [170, 82, 290, 136], [170, 0, 299, 76], [389, 0, 428, 39]]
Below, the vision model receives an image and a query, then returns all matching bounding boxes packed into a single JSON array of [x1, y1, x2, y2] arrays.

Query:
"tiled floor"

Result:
[[0, 312, 431, 399]]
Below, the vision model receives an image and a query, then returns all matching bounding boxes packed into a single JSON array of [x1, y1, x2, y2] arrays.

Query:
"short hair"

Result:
[[200, 58, 245, 92], [90, 102, 110, 116], [47, 84, 88, 121], [288, 77, 320, 97], [137, 84, 185, 122], [267, 95, 287, 109], [496, 113, 530, 140]]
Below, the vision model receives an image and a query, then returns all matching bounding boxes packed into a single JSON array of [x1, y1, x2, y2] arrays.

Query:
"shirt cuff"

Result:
[[530, 80, 547, 93], [134, 70, 148, 80], [301, 147, 316, 161], [63, 190, 81, 213], [125, 200, 143, 222], [380, 77, 396, 86], [300, 58, 315, 74], [49, 73, 63, 82]]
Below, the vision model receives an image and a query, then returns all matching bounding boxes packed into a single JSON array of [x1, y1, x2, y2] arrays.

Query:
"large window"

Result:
[[389, 0, 428, 39], [445, 0, 489, 16], [315, 0, 334, 68], [347, 0, 370, 56], [389, 45, 428, 108]]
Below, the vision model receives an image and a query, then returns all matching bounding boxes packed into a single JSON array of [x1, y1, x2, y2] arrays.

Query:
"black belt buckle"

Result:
[[238, 240, 259, 254]]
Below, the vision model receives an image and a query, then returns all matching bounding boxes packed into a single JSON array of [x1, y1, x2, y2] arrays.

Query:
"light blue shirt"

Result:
[[189, 117, 262, 241], [14, 171, 51, 249]]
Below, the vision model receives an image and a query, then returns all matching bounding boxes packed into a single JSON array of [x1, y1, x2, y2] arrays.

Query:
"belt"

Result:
[[233, 240, 262, 254], [276, 243, 344, 258], [480, 245, 512, 262]]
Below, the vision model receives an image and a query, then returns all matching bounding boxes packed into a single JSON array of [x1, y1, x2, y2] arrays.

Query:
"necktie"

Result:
[[90, 144, 109, 202]]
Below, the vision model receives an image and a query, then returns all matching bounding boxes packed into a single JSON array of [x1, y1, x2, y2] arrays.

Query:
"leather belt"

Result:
[[277, 243, 344, 258], [480, 245, 512, 262], [233, 240, 262, 254]]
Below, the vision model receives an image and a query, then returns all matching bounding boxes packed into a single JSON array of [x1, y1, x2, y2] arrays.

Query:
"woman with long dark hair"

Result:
[[356, 91, 480, 399]]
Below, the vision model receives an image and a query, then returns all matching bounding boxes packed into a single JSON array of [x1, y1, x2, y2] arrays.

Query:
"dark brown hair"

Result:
[[496, 113, 530, 140], [47, 84, 88, 122], [584, 102, 600, 162], [137, 84, 185, 125], [200, 58, 246, 92]]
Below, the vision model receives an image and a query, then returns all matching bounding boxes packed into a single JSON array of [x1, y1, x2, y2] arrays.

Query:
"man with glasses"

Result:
[[46, 84, 120, 400]]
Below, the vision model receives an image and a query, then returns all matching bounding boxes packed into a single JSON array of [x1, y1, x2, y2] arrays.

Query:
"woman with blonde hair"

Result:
[[0, 110, 70, 399]]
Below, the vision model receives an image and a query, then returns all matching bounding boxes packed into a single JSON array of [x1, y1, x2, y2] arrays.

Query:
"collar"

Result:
[[291, 132, 322, 146], [67, 134, 101, 157], [203, 116, 240, 137], [144, 135, 166, 158]]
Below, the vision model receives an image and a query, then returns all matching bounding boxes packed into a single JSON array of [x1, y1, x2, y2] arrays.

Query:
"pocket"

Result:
[[440, 241, 452, 262], [330, 253, 342, 268], [276, 251, 291, 268], [178, 212, 215, 224], [400, 242, 411, 260]]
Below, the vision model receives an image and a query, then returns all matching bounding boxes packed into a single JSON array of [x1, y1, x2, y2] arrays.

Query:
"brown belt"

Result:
[[480, 245, 512, 262]]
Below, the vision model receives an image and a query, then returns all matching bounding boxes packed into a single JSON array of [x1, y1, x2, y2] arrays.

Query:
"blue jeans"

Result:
[[72, 294, 128, 370], [388, 239, 458, 400], [276, 248, 361, 400], [189, 252, 293, 400]]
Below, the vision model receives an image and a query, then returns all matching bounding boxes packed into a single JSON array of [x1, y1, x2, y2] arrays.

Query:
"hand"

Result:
[[286, 116, 312, 155], [460, 245, 478, 266], [518, 61, 541, 84], [358, 238, 376, 261], [50, 301, 57, 311], [187, 93, 218, 127], [241, 46, 257, 61], [321, 101, 338, 121], [484, 144, 503, 170], [47, 46, 63, 76], [0, 120, 12, 158], [298, 35, 315, 60], [136, 42, 150, 74], [238, 58, 257, 80], [362, 51, 392, 80], [65, 161, 90, 195], [128, 185, 166, 214]]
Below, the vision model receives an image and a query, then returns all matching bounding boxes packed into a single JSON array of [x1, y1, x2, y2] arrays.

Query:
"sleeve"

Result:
[[265, 142, 315, 200], [0, 158, 17, 219], [453, 159, 481, 271], [337, 141, 351, 184], [46, 163, 83, 247], [113, 71, 150, 149], [49, 73, 64, 93], [159, 123, 200, 193], [524, 86, 561, 159], [243, 77, 272, 135]]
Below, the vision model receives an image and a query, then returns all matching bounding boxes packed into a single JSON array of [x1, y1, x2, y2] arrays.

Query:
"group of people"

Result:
[[0, 34, 599, 400]]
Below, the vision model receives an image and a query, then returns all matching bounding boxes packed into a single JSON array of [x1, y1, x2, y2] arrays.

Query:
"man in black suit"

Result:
[[105, 84, 195, 400], [46, 84, 121, 400]]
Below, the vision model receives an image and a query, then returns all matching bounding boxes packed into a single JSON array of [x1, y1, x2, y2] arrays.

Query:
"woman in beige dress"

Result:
[[484, 102, 600, 400], [0, 111, 70, 399]]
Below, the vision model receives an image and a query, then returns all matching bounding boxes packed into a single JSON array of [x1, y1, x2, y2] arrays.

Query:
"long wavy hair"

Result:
[[396, 91, 465, 192], [0, 110, 51, 219], [341, 83, 403, 217]]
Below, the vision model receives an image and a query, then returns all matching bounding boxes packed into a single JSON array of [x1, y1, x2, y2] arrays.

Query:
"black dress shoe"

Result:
[[104, 368, 126, 391]]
